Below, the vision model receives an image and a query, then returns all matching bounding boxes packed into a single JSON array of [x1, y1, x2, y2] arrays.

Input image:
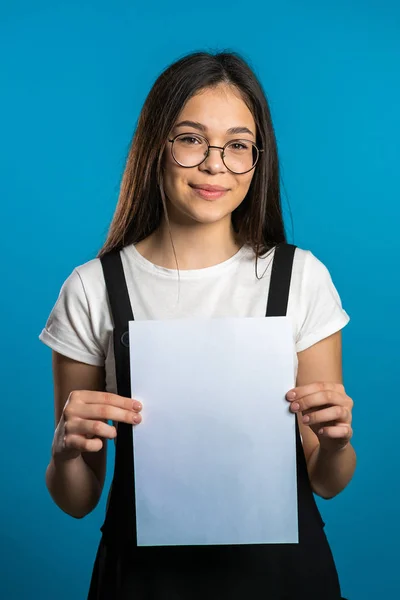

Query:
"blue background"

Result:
[[1, 1, 399, 598]]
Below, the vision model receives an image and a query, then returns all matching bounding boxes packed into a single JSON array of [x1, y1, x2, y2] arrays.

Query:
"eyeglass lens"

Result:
[[172, 134, 258, 173]]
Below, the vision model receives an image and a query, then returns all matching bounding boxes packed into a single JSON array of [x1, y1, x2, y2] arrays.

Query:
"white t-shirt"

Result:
[[38, 244, 350, 393]]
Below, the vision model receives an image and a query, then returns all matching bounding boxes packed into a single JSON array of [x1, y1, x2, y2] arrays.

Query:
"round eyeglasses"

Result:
[[168, 133, 263, 175]]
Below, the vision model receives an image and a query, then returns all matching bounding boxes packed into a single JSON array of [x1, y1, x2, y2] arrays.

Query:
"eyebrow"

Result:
[[174, 120, 255, 138]]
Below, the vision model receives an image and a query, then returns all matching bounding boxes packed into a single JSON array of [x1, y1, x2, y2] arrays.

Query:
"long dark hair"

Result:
[[97, 51, 286, 259]]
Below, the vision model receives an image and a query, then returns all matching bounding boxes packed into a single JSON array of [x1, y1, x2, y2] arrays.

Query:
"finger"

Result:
[[92, 392, 142, 412], [64, 434, 104, 453], [65, 418, 118, 440], [64, 402, 141, 425], [289, 390, 346, 413], [301, 405, 351, 426], [318, 425, 353, 440], [286, 382, 344, 402], [302, 403, 331, 416], [71, 391, 142, 412]]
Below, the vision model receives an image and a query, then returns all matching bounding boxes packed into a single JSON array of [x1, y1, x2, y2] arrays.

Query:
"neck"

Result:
[[135, 217, 241, 270]]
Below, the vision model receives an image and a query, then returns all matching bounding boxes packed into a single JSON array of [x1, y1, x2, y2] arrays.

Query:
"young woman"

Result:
[[39, 51, 355, 599]]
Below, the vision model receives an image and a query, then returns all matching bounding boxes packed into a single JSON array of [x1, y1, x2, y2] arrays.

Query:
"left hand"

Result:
[[286, 382, 353, 451]]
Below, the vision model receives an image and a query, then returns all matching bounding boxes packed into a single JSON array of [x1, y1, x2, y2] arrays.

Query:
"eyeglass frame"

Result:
[[167, 132, 264, 175]]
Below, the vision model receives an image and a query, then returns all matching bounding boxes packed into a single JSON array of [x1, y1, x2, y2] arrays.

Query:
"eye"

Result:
[[177, 135, 204, 145], [228, 141, 249, 152]]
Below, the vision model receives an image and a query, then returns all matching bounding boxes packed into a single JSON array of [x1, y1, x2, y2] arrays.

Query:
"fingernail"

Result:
[[291, 402, 300, 411], [302, 415, 310, 423], [133, 401, 142, 410], [133, 414, 141, 424], [287, 391, 296, 400]]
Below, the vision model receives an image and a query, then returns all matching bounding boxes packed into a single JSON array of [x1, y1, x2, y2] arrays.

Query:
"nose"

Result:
[[198, 146, 227, 174]]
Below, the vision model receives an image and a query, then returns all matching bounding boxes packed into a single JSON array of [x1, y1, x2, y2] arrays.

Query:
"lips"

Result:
[[190, 184, 229, 192], [189, 184, 229, 201]]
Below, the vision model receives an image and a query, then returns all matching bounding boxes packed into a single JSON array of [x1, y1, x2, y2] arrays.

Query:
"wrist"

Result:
[[309, 441, 355, 499]]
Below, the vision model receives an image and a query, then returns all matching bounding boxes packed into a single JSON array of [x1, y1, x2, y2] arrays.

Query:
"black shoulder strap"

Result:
[[266, 244, 324, 535], [266, 243, 297, 317], [100, 249, 137, 548], [100, 250, 134, 397]]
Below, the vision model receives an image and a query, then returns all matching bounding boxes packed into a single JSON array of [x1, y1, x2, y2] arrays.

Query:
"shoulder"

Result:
[[292, 246, 332, 280], [71, 246, 138, 306], [257, 245, 328, 279], [55, 254, 111, 327], [73, 255, 104, 286], [291, 245, 345, 304], [49, 256, 108, 315], [71, 256, 109, 306]]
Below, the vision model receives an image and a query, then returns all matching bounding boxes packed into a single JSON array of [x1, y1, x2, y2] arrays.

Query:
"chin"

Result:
[[183, 204, 233, 226], [166, 196, 233, 226]]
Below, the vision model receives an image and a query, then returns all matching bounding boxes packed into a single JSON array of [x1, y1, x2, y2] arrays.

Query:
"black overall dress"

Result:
[[87, 242, 346, 600]]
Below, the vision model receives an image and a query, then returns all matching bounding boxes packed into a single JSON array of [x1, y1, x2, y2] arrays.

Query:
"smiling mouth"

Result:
[[190, 184, 229, 192], [189, 184, 229, 200]]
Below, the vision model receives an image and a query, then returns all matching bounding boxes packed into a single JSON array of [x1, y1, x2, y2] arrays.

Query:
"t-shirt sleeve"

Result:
[[38, 268, 105, 366], [295, 251, 350, 352]]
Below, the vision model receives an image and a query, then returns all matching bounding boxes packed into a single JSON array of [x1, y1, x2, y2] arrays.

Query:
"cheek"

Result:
[[162, 152, 183, 193]]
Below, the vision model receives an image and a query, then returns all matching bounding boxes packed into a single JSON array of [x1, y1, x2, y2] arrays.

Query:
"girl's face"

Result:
[[162, 84, 257, 228]]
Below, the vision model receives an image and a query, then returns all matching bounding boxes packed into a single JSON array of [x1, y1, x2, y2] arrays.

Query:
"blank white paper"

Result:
[[128, 316, 298, 547]]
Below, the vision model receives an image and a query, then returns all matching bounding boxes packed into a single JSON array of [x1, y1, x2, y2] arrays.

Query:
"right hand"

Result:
[[52, 390, 142, 461]]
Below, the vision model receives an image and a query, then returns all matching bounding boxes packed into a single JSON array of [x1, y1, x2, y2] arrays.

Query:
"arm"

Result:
[[294, 331, 356, 499], [46, 351, 107, 518]]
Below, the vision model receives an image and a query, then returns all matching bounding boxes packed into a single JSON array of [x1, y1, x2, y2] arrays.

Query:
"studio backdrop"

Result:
[[1, 1, 399, 599]]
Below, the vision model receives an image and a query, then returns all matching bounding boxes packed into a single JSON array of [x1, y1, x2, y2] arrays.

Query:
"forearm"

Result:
[[308, 442, 356, 499], [45, 454, 102, 519]]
